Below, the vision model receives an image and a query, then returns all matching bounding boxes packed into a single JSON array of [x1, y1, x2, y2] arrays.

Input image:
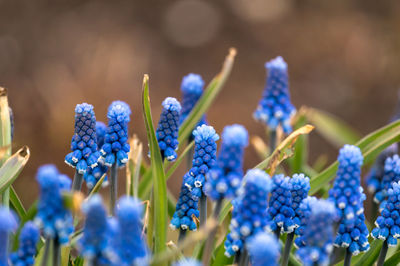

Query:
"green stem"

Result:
[[41, 238, 51, 266], [178, 228, 187, 243], [377, 240, 388, 266], [110, 162, 118, 215], [200, 194, 207, 227], [269, 130, 277, 152], [281, 232, 295, 266], [344, 248, 352, 266], [202, 199, 223, 265], [238, 249, 249, 266], [53, 239, 61, 266], [72, 171, 83, 191], [274, 226, 281, 240]]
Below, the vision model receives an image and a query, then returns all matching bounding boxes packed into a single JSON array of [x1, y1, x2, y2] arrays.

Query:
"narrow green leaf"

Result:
[[310, 120, 400, 195], [178, 48, 237, 144], [142, 75, 167, 257], [288, 114, 308, 173], [0, 146, 30, 194], [0, 88, 12, 206], [10, 186, 26, 218], [211, 236, 233, 266], [384, 249, 400, 266], [61, 246, 71, 266], [87, 173, 106, 198], [304, 107, 361, 147], [351, 240, 381, 266]]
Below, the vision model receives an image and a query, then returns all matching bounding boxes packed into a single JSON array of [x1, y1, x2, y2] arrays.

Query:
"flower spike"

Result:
[[99, 101, 131, 167], [10, 221, 40, 266], [374, 155, 400, 208], [247, 232, 280, 266], [156, 97, 182, 161], [204, 124, 249, 200], [65, 103, 100, 174], [253, 56, 296, 134], [0, 207, 17, 266], [180, 73, 206, 126], [290, 173, 311, 228]]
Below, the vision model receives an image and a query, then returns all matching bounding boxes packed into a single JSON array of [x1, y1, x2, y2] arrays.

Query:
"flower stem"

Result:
[[202, 199, 223, 265], [178, 228, 187, 243], [200, 194, 207, 227], [269, 129, 277, 152], [344, 248, 352, 266], [281, 231, 295, 266], [72, 171, 83, 191], [53, 239, 61, 266], [377, 240, 388, 266], [238, 249, 249, 266], [110, 162, 118, 215], [41, 237, 51, 266], [274, 226, 281, 240]]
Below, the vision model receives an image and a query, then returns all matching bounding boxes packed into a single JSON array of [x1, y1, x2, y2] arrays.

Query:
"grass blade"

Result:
[[10, 186, 26, 218], [0, 146, 30, 194], [142, 75, 167, 257], [383, 249, 400, 266], [87, 173, 106, 198], [0, 88, 12, 206]]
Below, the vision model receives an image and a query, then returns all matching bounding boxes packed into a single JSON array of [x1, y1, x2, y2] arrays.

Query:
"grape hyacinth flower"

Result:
[[224, 169, 272, 257], [253, 56, 296, 134], [78, 195, 117, 265], [328, 145, 369, 256], [84, 121, 109, 189], [155, 97, 181, 161], [114, 196, 148, 266], [10, 222, 40, 266], [294, 196, 319, 248], [170, 125, 219, 232], [296, 199, 336, 266], [267, 174, 295, 235], [204, 124, 249, 201], [172, 258, 202, 266], [180, 73, 206, 127], [0, 207, 17, 266], [246, 232, 280, 266], [374, 155, 400, 208]]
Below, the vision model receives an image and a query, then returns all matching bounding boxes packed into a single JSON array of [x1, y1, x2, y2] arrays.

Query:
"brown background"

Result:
[[3, 0, 400, 205]]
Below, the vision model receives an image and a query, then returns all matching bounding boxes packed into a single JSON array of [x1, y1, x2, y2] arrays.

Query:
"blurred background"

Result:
[[3, 0, 400, 205]]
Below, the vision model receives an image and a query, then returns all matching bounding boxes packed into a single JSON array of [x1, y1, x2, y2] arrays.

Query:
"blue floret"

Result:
[[10, 222, 40, 266]]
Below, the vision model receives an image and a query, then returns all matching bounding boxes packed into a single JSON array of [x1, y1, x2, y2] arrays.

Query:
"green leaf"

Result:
[[287, 114, 308, 173], [304, 107, 361, 147], [310, 120, 400, 195], [178, 48, 236, 144], [10, 186, 26, 218], [0, 88, 12, 206], [211, 236, 233, 266], [384, 249, 400, 266], [142, 75, 167, 258], [61, 246, 71, 266], [87, 173, 106, 198], [0, 146, 30, 194]]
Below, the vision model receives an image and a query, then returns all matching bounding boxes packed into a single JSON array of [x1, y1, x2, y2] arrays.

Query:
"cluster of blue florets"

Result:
[[78, 195, 117, 265], [224, 169, 272, 257], [296, 199, 336, 266], [328, 145, 369, 255], [0, 207, 17, 266], [294, 196, 318, 248], [246, 232, 280, 266], [156, 97, 182, 161], [10, 222, 40, 266], [372, 181, 400, 246], [204, 124, 248, 200], [180, 73, 206, 127], [65, 103, 100, 174], [100, 101, 131, 167], [290, 173, 310, 228], [84, 121, 109, 189], [253, 56, 296, 134], [170, 125, 219, 231], [374, 155, 400, 208], [34, 165, 74, 244], [267, 174, 295, 234]]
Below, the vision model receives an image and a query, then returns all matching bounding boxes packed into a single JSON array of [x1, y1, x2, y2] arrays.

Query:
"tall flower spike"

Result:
[[294, 196, 318, 248], [204, 124, 249, 200], [78, 195, 117, 265], [374, 155, 400, 208], [372, 181, 400, 246], [65, 103, 100, 174], [267, 174, 295, 234], [328, 145, 369, 255], [0, 207, 17, 266], [290, 173, 311, 228], [10, 221, 40, 266], [296, 199, 336, 266], [246, 232, 280, 266], [84, 121, 109, 189], [253, 56, 296, 134], [34, 165, 73, 244], [100, 101, 131, 167], [156, 97, 181, 161], [224, 169, 272, 257], [114, 196, 148, 266], [172, 258, 202, 266], [180, 73, 206, 126], [170, 125, 219, 231]]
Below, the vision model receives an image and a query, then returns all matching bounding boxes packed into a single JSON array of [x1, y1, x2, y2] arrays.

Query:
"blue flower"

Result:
[[267, 174, 295, 234], [372, 181, 400, 247], [114, 196, 148, 266], [296, 199, 336, 266], [0, 207, 17, 266], [156, 97, 182, 161], [78, 195, 117, 264], [374, 155, 400, 207], [290, 173, 310, 228], [65, 103, 100, 174], [100, 101, 131, 167], [10, 222, 40, 266], [204, 124, 249, 200], [34, 165, 73, 244], [224, 169, 272, 257], [84, 121, 109, 189], [294, 196, 319, 248], [246, 232, 280, 266], [172, 258, 202, 266], [180, 73, 206, 127], [253, 56, 296, 134], [328, 145, 369, 255], [170, 125, 219, 231]]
